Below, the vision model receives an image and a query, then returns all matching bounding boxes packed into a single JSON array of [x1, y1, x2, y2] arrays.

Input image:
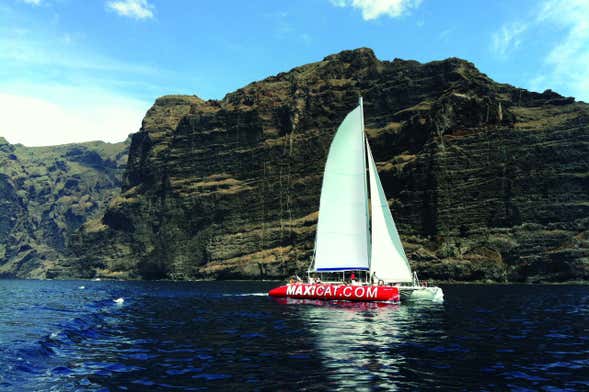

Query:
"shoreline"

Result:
[[1, 277, 588, 285]]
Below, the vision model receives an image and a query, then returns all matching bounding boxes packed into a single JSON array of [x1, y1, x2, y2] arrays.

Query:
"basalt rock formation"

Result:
[[60, 48, 588, 282], [0, 138, 128, 278]]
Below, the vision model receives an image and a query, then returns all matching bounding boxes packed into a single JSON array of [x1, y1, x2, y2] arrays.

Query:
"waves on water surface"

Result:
[[0, 280, 588, 391]]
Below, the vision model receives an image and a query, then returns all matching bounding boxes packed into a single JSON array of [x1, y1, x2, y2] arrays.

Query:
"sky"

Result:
[[1, 0, 588, 146]]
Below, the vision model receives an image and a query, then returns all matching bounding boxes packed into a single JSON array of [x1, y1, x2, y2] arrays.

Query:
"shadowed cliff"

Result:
[[0, 138, 128, 278], [56, 48, 589, 282]]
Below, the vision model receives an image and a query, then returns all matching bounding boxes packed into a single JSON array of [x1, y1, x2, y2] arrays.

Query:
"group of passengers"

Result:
[[288, 272, 386, 286]]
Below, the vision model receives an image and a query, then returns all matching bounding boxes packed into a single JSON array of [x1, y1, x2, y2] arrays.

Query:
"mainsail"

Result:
[[313, 98, 413, 281], [313, 104, 370, 271], [366, 141, 413, 283]]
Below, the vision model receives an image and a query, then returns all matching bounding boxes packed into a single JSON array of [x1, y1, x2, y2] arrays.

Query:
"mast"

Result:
[[359, 96, 371, 276], [359, 96, 364, 124]]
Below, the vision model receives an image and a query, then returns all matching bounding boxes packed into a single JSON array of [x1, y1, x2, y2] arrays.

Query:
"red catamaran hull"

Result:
[[268, 283, 400, 303]]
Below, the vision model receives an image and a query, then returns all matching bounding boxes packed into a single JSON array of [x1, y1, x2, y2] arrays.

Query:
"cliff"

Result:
[[0, 138, 128, 278], [58, 48, 589, 282]]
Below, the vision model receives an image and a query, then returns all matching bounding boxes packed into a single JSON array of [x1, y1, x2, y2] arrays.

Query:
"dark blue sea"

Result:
[[0, 281, 587, 391]]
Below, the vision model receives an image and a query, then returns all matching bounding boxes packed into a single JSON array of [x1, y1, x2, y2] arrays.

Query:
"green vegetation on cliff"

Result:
[[60, 48, 589, 282]]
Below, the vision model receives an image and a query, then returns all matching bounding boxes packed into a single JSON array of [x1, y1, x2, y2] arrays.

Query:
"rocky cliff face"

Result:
[[62, 48, 589, 282], [0, 138, 128, 278]]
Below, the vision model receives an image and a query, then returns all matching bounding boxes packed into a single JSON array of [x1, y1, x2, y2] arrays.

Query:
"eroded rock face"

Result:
[[0, 137, 128, 278], [65, 48, 589, 282]]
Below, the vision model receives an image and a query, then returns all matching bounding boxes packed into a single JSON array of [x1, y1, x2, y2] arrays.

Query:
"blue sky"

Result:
[[1, 0, 588, 146]]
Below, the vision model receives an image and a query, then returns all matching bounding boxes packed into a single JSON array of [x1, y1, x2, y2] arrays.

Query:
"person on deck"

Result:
[[350, 272, 358, 285]]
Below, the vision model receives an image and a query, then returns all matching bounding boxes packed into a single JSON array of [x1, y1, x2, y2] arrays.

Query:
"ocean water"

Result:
[[0, 280, 587, 391]]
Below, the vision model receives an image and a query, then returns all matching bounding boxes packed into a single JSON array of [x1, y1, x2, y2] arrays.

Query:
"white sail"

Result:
[[366, 140, 413, 283], [313, 104, 370, 271]]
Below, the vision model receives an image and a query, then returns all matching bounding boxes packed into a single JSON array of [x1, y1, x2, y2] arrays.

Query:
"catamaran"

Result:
[[268, 98, 443, 303]]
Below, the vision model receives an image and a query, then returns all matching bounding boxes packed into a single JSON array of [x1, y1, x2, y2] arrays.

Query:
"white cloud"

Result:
[[0, 28, 157, 75], [0, 85, 149, 146], [264, 11, 312, 45], [491, 22, 528, 58], [20, 0, 42, 5], [533, 0, 589, 101], [492, 0, 589, 102], [438, 28, 453, 42], [329, 0, 423, 20], [300, 33, 312, 45], [106, 0, 154, 20]]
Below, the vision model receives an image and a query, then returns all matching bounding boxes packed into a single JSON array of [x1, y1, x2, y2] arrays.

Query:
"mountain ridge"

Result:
[[0, 137, 129, 278], [3, 47, 588, 282]]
